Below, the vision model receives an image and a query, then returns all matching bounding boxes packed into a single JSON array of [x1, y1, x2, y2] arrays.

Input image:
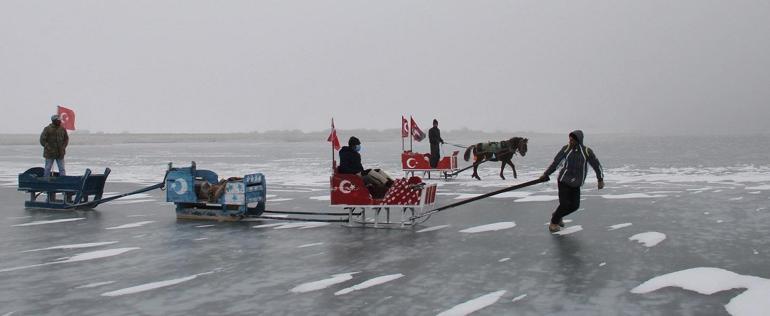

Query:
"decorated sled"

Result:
[[17, 167, 110, 209], [330, 170, 438, 228], [165, 162, 267, 221], [401, 150, 460, 179]]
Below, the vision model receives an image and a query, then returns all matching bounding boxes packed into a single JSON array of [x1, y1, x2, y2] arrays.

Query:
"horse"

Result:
[[463, 137, 528, 180]]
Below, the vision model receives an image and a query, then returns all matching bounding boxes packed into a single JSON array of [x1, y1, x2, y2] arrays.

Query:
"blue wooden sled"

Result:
[[165, 162, 267, 221], [17, 167, 111, 210]]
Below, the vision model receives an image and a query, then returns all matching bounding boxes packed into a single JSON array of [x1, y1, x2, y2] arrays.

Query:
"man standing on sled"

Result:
[[540, 130, 604, 232]]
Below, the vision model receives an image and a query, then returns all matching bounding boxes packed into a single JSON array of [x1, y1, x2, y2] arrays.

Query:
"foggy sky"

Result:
[[1, 0, 769, 134]]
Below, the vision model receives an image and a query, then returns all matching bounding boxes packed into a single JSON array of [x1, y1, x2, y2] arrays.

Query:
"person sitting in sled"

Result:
[[337, 136, 393, 198], [338, 136, 364, 175], [539, 130, 604, 232]]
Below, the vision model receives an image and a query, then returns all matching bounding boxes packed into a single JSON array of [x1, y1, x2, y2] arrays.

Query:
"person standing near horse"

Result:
[[540, 130, 604, 232], [428, 119, 444, 168], [40, 114, 69, 177]]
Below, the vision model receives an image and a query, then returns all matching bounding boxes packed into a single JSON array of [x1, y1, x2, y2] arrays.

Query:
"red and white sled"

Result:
[[330, 172, 437, 228], [401, 150, 460, 179]]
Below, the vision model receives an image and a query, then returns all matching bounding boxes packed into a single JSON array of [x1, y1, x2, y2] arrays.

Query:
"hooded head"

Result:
[[51, 114, 61, 126], [348, 136, 360, 147], [433, 119, 438, 127], [569, 130, 584, 145]]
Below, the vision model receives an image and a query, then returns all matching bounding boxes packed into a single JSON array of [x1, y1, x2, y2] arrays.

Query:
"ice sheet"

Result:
[[105, 221, 155, 230], [437, 290, 506, 316], [290, 272, 358, 293], [21, 241, 118, 253], [459, 222, 516, 233], [608, 223, 633, 231], [334, 274, 404, 295], [600, 193, 667, 199], [12, 218, 85, 227], [552, 225, 583, 236], [0, 247, 140, 273], [416, 225, 450, 233]]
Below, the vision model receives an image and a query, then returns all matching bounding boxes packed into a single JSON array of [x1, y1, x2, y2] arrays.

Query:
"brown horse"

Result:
[[463, 137, 528, 180]]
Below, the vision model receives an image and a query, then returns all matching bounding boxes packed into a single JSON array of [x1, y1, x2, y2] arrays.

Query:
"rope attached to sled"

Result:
[[409, 177, 549, 221]]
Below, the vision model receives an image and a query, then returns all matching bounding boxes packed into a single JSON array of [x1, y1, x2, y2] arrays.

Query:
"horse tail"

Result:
[[463, 145, 475, 161]]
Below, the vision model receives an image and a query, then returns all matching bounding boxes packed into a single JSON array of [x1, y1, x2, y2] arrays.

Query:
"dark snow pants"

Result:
[[430, 144, 441, 168], [551, 181, 581, 224]]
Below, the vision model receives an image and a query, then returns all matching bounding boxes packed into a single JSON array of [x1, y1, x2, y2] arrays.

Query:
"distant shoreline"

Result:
[[1, 130, 764, 146]]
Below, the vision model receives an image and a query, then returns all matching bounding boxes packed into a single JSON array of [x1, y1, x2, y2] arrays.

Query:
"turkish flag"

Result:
[[401, 116, 409, 138], [410, 116, 425, 142], [57, 105, 76, 130], [327, 118, 341, 150]]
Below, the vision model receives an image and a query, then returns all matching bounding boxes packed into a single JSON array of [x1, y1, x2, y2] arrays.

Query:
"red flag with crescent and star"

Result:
[[401, 116, 409, 138], [57, 105, 76, 130], [327, 118, 341, 151], [410, 116, 425, 142]]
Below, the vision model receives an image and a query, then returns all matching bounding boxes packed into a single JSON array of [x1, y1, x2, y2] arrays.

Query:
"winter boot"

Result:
[[548, 224, 561, 232]]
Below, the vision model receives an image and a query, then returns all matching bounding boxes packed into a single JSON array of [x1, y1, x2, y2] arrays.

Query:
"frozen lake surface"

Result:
[[1, 134, 769, 315]]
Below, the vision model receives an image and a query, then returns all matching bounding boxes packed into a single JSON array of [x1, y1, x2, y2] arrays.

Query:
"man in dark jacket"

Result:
[[540, 130, 604, 232], [337, 136, 364, 175], [40, 114, 69, 177], [428, 119, 444, 168]]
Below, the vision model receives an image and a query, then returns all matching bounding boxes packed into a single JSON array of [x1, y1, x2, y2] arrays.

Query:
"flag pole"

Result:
[[409, 116, 413, 152], [331, 118, 335, 172], [401, 116, 405, 152]]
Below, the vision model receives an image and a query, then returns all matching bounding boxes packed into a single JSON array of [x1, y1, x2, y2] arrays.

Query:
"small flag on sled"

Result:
[[410, 116, 425, 142], [57, 105, 76, 131], [327, 118, 340, 151]]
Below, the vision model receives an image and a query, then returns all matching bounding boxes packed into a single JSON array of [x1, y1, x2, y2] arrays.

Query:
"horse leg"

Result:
[[499, 161, 506, 180], [506, 159, 517, 179], [471, 162, 481, 180]]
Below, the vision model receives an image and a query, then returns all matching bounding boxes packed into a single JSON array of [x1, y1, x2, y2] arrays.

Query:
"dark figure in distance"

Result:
[[428, 119, 444, 168]]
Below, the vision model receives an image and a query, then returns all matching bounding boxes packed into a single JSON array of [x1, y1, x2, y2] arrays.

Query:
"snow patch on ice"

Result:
[[608, 223, 633, 231], [12, 218, 84, 227], [753, 249, 759, 255], [599, 262, 607, 267], [21, 241, 118, 253], [105, 221, 155, 230], [511, 294, 527, 302], [745, 185, 770, 190], [290, 272, 358, 293], [195, 225, 215, 228], [75, 281, 116, 289], [601, 193, 667, 199], [631, 267, 770, 316], [629, 232, 666, 247], [194, 238, 208, 241], [416, 225, 450, 233], [309, 196, 330, 201], [0, 247, 140, 273], [268, 198, 294, 202], [553, 225, 583, 236], [298, 242, 324, 248], [253, 223, 287, 229], [459, 222, 516, 233], [101, 271, 211, 297], [498, 258, 510, 263], [334, 273, 404, 295], [437, 290, 507, 316], [514, 195, 558, 202], [274, 222, 330, 230]]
